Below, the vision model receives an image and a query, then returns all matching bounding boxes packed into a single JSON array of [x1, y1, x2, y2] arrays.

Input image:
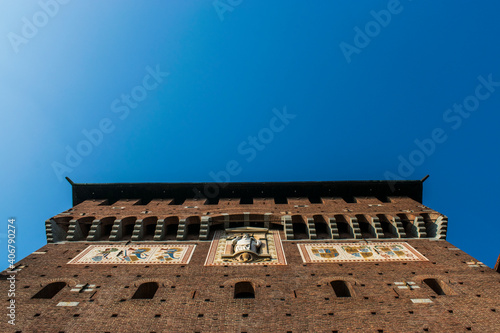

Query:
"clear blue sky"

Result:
[[1, 0, 499, 269]]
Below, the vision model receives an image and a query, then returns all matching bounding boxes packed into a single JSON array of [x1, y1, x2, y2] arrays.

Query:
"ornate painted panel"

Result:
[[297, 242, 428, 263], [205, 228, 287, 266], [67, 244, 196, 265]]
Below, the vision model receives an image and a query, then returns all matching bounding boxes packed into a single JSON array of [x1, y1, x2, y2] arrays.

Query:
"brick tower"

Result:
[[1, 179, 499, 332]]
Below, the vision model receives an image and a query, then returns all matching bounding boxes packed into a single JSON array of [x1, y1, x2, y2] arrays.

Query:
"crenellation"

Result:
[[49, 211, 452, 242]]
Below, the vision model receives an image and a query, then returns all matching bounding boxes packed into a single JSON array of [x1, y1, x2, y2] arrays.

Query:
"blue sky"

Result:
[[0, 0, 499, 268]]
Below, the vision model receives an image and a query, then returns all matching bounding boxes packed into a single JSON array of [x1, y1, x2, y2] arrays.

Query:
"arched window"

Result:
[[377, 214, 398, 238], [292, 215, 308, 239], [76, 217, 95, 240], [165, 217, 179, 240], [423, 278, 447, 295], [313, 215, 330, 239], [397, 214, 417, 238], [234, 282, 255, 299], [132, 282, 159, 299], [331, 280, 351, 297], [186, 216, 201, 240], [142, 216, 158, 240], [32, 282, 66, 299], [121, 217, 137, 240], [54, 216, 72, 233], [99, 216, 116, 240], [356, 215, 376, 238], [334, 215, 353, 239]]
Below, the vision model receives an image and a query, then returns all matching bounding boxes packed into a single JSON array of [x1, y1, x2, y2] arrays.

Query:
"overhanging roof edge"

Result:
[[68, 179, 424, 206]]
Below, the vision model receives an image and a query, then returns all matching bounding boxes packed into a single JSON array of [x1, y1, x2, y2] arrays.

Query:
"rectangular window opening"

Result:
[[240, 197, 253, 205], [274, 197, 288, 204], [169, 198, 186, 205], [308, 196, 323, 204], [204, 198, 219, 205]]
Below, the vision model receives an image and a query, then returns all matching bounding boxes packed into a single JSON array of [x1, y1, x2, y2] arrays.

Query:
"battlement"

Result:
[[66, 178, 424, 205], [46, 179, 445, 243]]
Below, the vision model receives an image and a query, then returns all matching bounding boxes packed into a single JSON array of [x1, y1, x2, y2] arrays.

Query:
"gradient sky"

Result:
[[1, 0, 499, 269]]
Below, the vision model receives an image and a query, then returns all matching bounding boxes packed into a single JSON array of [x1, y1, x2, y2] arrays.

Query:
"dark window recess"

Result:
[[249, 221, 264, 228], [292, 223, 308, 240], [240, 197, 253, 205], [337, 222, 351, 239], [314, 220, 330, 239], [274, 197, 288, 204], [32, 282, 66, 299], [423, 278, 447, 295], [269, 223, 283, 230], [343, 196, 357, 203], [169, 198, 185, 205], [132, 282, 159, 299], [186, 223, 200, 239], [205, 198, 219, 205], [230, 221, 244, 228], [77, 218, 94, 239], [331, 280, 351, 297], [379, 219, 397, 238], [234, 282, 255, 299], [98, 199, 117, 206], [123, 223, 135, 240], [377, 196, 391, 203], [143, 223, 157, 239], [358, 221, 373, 238], [133, 199, 152, 205], [101, 223, 114, 239], [165, 224, 178, 239], [308, 196, 322, 204]]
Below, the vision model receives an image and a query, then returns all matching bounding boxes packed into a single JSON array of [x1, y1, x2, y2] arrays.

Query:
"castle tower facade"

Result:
[[1, 180, 499, 332]]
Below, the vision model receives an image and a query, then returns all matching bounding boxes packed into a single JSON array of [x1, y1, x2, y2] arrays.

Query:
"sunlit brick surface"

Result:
[[1, 181, 499, 332]]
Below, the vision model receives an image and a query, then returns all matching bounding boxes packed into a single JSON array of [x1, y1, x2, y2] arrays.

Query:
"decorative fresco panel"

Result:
[[205, 228, 287, 266], [297, 242, 428, 263], [67, 244, 196, 265]]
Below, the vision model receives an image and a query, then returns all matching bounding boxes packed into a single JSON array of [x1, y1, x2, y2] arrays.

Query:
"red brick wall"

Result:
[[1, 238, 499, 333], [1, 196, 498, 332]]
